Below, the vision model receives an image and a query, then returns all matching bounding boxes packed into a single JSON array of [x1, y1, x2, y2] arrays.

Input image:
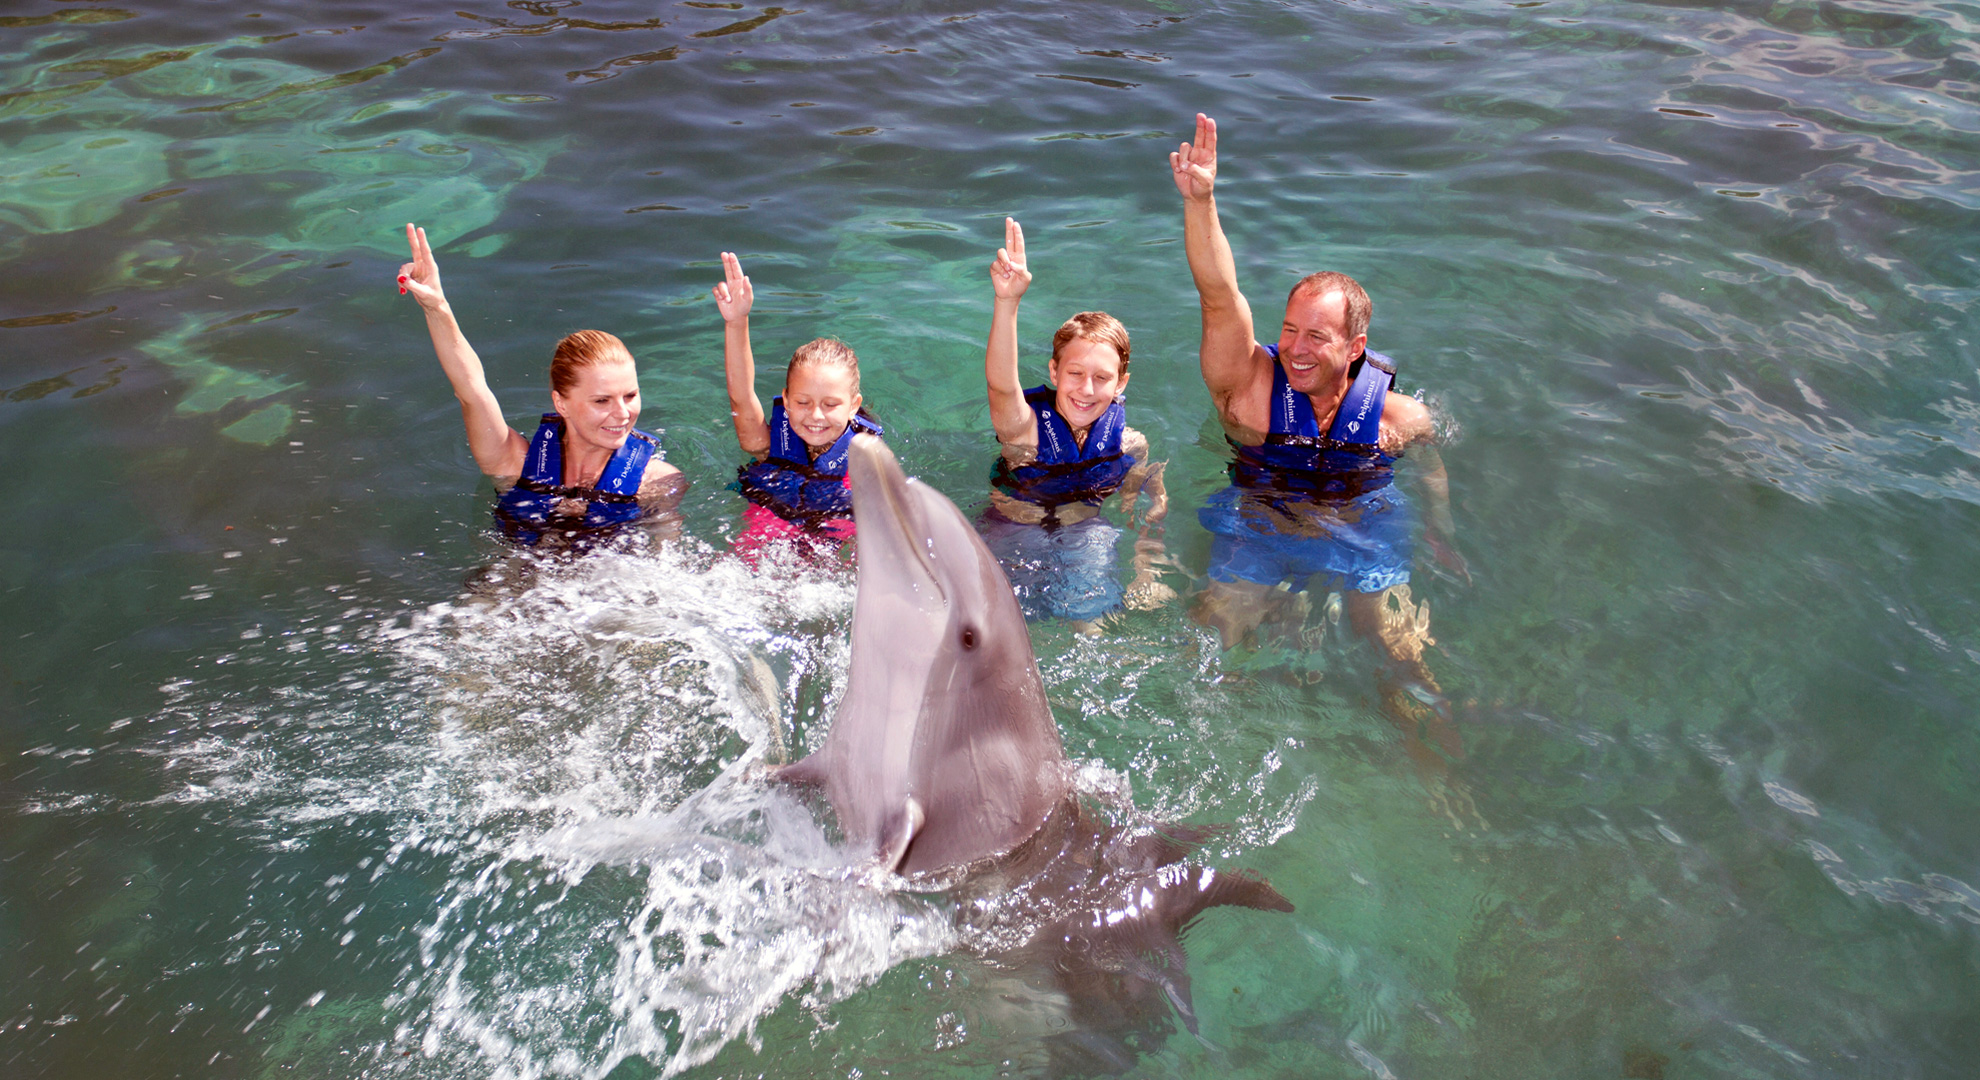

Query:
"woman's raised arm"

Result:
[[398, 223, 527, 479]]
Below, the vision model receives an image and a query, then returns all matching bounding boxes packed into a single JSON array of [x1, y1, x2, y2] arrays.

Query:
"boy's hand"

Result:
[[712, 251, 754, 324], [990, 216, 1031, 302]]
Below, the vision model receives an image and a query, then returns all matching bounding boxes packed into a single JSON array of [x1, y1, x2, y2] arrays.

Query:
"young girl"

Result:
[[980, 217, 1173, 625], [711, 251, 882, 556], [397, 223, 684, 547]]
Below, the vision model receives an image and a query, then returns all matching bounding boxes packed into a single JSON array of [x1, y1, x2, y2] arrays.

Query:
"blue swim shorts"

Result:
[[1198, 484, 1413, 595], [978, 511, 1125, 623]]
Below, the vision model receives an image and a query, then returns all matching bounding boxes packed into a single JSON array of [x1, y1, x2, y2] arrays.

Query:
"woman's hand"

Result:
[[712, 251, 754, 324], [396, 223, 448, 312], [990, 216, 1031, 302]]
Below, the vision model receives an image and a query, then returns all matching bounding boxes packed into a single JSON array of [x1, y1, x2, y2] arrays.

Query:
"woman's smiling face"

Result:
[[550, 359, 641, 456]]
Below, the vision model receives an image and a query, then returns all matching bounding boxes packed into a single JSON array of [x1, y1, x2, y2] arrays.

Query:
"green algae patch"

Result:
[[0, 130, 171, 233], [179, 47, 443, 117], [0, 9, 136, 28], [220, 401, 294, 444], [136, 315, 300, 417], [459, 232, 511, 258]]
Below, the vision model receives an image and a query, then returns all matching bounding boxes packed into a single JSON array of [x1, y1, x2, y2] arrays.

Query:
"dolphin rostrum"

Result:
[[777, 434, 1072, 876], [775, 435, 1293, 1064]]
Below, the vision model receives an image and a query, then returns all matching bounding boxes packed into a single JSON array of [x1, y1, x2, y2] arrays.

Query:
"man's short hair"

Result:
[[1288, 271, 1371, 341]]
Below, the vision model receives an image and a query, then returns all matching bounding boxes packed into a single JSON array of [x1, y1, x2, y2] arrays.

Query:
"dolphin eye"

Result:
[[959, 626, 978, 650]]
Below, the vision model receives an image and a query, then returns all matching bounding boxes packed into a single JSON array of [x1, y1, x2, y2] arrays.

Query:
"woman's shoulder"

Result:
[[637, 463, 688, 506]]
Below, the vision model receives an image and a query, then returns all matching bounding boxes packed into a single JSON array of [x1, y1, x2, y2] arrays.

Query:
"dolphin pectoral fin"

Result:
[[770, 752, 828, 788], [878, 796, 925, 874], [737, 654, 787, 764]]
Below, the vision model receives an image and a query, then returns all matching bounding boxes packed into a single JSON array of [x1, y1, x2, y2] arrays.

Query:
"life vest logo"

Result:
[[1346, 421, 1360, 434]]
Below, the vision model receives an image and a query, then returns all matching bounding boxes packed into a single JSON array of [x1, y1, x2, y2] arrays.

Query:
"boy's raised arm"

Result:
[[985, 216, 1037, 446]]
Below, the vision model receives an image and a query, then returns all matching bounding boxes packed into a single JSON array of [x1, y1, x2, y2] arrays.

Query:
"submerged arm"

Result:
[[1119, 431, 1176, 610], [1388, 394, 1469, 585]]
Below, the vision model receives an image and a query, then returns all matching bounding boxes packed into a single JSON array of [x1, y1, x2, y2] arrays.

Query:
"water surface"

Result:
[[4, 1, 1979, 1077]]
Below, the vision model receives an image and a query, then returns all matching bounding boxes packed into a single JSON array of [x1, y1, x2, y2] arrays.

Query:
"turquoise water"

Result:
[[5, 0, 1979, 1076]]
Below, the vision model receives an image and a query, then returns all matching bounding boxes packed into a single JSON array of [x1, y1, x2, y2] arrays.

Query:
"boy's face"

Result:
[[785, 363, 862, 449], [1048, 336, 1128, 432]]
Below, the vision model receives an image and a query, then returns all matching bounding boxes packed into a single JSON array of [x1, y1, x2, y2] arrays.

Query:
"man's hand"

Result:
[[397, 223, 447, 311], [1423, 532, 1472, 586], [990, 216, 1031, 302], [1170, 112, 1218, 202], [712, 251, 754, 324]]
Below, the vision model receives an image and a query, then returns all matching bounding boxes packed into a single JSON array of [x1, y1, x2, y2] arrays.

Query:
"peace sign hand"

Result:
[[990, 216, 1031, 302], [712, 251, 754, 324], [1169, 112, 1219, 201], [396, 223, 448, 311]]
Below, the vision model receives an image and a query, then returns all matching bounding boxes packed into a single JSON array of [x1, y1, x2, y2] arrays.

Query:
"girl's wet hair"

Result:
[[787, 337, 860, 394], [549, 329, 635, 395], [1050, 311, 1131, 373]]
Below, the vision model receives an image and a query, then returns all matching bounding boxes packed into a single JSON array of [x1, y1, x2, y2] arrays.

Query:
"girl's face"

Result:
[[785, 363, 862, 449], [1048, 336, 1128, 432], [550, 359, 641, 455]]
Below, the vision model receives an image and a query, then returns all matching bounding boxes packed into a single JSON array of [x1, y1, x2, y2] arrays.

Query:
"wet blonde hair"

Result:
[[1050, 311, 1131, 374], [549, 329, 635, 396], [787, 337, 860, 395]]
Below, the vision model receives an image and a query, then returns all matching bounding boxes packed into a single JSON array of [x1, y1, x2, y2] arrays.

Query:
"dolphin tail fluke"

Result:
[[1149, 867, 1292, 1035], [1188, 867, 1295, 919]]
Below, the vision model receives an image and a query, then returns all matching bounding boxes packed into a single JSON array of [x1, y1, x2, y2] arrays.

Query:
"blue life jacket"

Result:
[[494, 413, 661, 545], [735, 398, 884, 529], [1230, 344, 1399, 500], [991, 384, 1136, 522]]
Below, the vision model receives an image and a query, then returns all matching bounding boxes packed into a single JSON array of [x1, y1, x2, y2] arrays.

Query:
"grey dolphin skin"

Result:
[[777, 433, 1071, 876], [776, 435, 1292, 1067]]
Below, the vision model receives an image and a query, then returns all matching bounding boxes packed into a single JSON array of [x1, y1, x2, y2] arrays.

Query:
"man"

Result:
[[1172, 113, 1471, 787]]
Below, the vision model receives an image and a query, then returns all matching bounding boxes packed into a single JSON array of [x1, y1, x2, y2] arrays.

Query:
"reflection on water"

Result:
[[4, 0, 1980, 1077]]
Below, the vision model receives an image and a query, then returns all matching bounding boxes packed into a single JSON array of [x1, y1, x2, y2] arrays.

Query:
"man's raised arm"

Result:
[[1171, 113, 1262, 412]]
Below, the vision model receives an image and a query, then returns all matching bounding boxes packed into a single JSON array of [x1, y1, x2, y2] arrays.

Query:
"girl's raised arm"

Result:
[[713, 251, 770, 458]]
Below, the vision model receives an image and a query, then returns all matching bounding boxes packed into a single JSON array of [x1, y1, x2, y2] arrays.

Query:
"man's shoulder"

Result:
[[1210, 343, 1279, 439], [1380, 390, 1433, 445]]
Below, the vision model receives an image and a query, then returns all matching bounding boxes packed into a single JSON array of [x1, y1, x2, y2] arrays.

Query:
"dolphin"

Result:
[[777, 434, 1071, 876], [775, 435, 1292, 1064]]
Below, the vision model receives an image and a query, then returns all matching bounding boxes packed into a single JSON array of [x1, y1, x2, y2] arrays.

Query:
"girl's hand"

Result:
[[990, 216, 1031, 302], [712, 251, 754, 324], [396, 223, 448, 311]]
